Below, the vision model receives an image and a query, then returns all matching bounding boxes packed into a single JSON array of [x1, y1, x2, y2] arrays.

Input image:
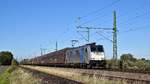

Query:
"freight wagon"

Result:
[[22, 43, 106, 68]]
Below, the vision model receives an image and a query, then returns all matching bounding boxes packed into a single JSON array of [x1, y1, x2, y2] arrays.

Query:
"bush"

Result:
[[106, 59, 120, 69], [11, 59, 19, 66], [120, 53, 136, 62], [5, 59, 19, 73], [119, 54, 150, 71]]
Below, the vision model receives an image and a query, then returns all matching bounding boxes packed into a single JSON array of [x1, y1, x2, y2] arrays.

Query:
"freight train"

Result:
[[21, 43, 106, 68]]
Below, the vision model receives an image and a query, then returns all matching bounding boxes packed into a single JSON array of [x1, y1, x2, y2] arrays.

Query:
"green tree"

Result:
[[141, 58, 146, 61], [0, 51, 13, 65], [120, 53, 137, 70], [120, 53, 136, 62]]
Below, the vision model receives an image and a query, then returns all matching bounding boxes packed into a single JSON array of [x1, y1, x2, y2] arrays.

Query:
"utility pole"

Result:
[[40, 44, 48, 56], [55, 41, 58, 51], [40, 48, 47, 56], [40, 45, 43, 56], [113, 11, 117, 61], [87, 28, 90, 42], [40, 48, 43, 56], [42, 48, 47, 54]]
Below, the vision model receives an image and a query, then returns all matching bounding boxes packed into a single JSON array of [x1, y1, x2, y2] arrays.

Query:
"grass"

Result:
[[0, 71, 10, 84], [9, 67, 41, 84], [23, 65, 127, 84], [0, 66, 15, 84], [0, 66, 41, 84]]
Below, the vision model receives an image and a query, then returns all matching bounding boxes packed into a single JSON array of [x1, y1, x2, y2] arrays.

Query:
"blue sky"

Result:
[[0, 0, 150, 60]]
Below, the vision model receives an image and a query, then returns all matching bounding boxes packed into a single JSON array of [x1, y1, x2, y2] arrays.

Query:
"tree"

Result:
[[120, 53, 137, 70], [0, 51, 13, 65], [120, 53, 136, 62], [141, 58, 146, 61]]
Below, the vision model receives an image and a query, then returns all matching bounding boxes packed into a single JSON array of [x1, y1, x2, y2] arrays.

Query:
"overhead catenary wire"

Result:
[[80, 11, 110, 25], [76, 31, 89, 42], [96, 32, 113, 42], [119, 25, 150, 34], [97, 30, 112, 38], [118, 9, 150, 33], [79, 0, 121, 19], [118, 10, 150, 26], [81, 1, 150, 28]]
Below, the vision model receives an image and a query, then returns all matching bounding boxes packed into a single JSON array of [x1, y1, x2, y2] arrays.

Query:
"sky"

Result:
[[0, 0, 150, 60]]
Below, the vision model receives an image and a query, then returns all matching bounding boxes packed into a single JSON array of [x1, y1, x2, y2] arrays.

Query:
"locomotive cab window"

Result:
[[90, 45, 104, 52], [90, 46, 96, 52], [97, 45, 104, 52]]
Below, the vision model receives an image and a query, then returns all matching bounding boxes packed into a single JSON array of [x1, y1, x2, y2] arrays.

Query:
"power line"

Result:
[[79, 0, 121, 19], [77, 26, 112, 30], [76, 31, 89, 42], [80, 12, 110, 25], [96, 32, 113, 42], [117, 5, 148, 19], [119, 25, 150, 34], [77, 26, 112, 43], [118, 10, 150, 26]]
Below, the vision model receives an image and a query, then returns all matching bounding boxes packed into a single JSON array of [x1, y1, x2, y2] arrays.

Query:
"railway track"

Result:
[[20, 65, 150, 84], [104, 68, 150, 75]]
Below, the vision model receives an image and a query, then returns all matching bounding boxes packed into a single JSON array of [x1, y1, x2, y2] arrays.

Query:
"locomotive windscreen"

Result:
[[97, 45, 104, 52], [91, 45, 104, 52]]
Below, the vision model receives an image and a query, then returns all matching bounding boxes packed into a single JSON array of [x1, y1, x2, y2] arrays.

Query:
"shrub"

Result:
[[11, 59, 19, 66]]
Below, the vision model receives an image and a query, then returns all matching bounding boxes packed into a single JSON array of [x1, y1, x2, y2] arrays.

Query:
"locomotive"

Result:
[[22, 43, 106, 68]]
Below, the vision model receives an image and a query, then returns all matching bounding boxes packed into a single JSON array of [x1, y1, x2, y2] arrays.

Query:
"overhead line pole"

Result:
[[87, 28, 90, 42], [77, 11, 118, 62], [113, 11, 117, 61], [40, 45, 44, 56], [55, 41, 58, 51]]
